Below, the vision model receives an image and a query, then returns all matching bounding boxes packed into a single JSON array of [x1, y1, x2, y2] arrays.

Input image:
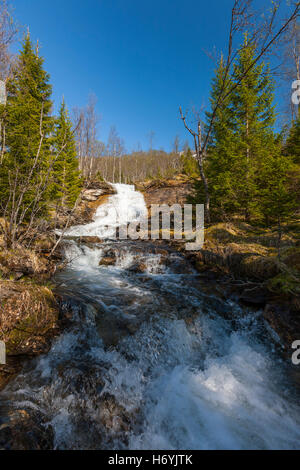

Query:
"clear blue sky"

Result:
[[13, 0, 288, 152]]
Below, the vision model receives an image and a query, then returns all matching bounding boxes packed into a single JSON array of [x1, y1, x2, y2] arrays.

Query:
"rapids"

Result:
[[1, 184, 300, 450]]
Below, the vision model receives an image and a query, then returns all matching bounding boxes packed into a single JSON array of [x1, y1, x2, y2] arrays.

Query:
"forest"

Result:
[[0, 1, 298, 254], [0, 0, 300, 454]]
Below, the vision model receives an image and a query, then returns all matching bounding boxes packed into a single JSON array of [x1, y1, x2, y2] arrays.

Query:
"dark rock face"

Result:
[[239, 286, 270, 307], [0, 408, 54, 450], [84, 181, 116, 194], [263, 301, 300, 352]]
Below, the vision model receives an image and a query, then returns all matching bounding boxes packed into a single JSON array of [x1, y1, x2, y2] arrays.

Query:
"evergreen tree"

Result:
[[259, 143, 297, 252], [205, 55, 237, 218], [6, 33, 53, 166], [0, 33, 53, 214], [230, 36, 277, 221], [52, 99, 82, 207], [285, 107, 300, 164], [180, 148, 199, 177]]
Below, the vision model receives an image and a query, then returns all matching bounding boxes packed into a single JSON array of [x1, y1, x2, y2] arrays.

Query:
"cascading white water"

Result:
[[1, 184, 300, 450], [65, 184, 148, 239]]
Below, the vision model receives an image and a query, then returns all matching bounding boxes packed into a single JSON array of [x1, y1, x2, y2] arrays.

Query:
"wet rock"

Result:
[[154, 248, 169, 257], [128, 262, 147, 273], [240, 286, 269, 306], [56, 361, 105, 398], [139, 276, 151, 283], [99, 256, 116, 266], [0, 356, 23, 391], [99, 393, 131, 435], [195, 270, 220, 281], [0, 408, 54, 450], [79, 236, 103, 244], [167, 259, 194, 274], [263, 301, 300, 352]]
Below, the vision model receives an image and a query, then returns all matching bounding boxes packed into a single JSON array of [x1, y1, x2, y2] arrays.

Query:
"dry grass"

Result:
[[197, 221, 300, 295], [0, 281, 59, 355], [0, 247, 50, 279]]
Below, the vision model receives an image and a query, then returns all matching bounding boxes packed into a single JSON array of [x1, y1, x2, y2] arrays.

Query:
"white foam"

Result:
[[66, 184, 148, 238]]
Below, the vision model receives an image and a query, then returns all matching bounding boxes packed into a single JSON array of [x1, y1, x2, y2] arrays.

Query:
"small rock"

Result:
[[128, 262, 147, 273], [99, 256, 116, 266]]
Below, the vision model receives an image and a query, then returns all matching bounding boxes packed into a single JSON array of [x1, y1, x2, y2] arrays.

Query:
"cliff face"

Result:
[[136, 176, 193, 209]]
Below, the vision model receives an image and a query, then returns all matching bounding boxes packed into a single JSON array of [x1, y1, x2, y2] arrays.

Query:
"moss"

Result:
[[267, 271, 300, 297], [281, 246, 300, 272]]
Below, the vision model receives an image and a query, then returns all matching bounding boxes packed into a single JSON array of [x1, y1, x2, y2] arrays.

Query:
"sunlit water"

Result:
[[1, 184, 300, 450]]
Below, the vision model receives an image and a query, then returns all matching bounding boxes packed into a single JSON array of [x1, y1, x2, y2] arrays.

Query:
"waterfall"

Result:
[[1, 184, 300, 450], [65, 184, 148, 239]]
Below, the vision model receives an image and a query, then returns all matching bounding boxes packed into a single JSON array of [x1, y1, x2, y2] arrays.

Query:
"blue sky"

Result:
[[13, 0, 288, 151]]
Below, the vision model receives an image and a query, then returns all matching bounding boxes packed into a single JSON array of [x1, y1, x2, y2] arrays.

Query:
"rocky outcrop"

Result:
[[54, 181, 116, 228], [81, 182, 116, 202], [263, 299, 300, 353], [81, 189, 106, 202], [136, 176, 193, 209]]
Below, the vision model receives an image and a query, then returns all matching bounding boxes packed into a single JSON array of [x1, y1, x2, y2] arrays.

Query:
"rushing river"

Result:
[[1, 184, 300, 450]]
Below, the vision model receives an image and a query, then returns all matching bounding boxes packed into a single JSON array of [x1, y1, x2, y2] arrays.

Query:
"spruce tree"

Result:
[[0, 33, 53, 214], [51, 99, 82, 207], [181, 148, 199, 177], [230, 36, 277, 221], [6, 33, 53, 165], [259, 142, 297, 252], [285, 107, 300, 164], [205, 55, 237, 217]]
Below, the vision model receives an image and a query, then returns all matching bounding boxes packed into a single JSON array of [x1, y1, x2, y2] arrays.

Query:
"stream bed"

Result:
[[0, 184, 300, 450]]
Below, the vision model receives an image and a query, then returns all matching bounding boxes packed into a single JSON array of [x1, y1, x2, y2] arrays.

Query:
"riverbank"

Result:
[[0, 182, 116, 389], [1, 182, 300, 450]]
